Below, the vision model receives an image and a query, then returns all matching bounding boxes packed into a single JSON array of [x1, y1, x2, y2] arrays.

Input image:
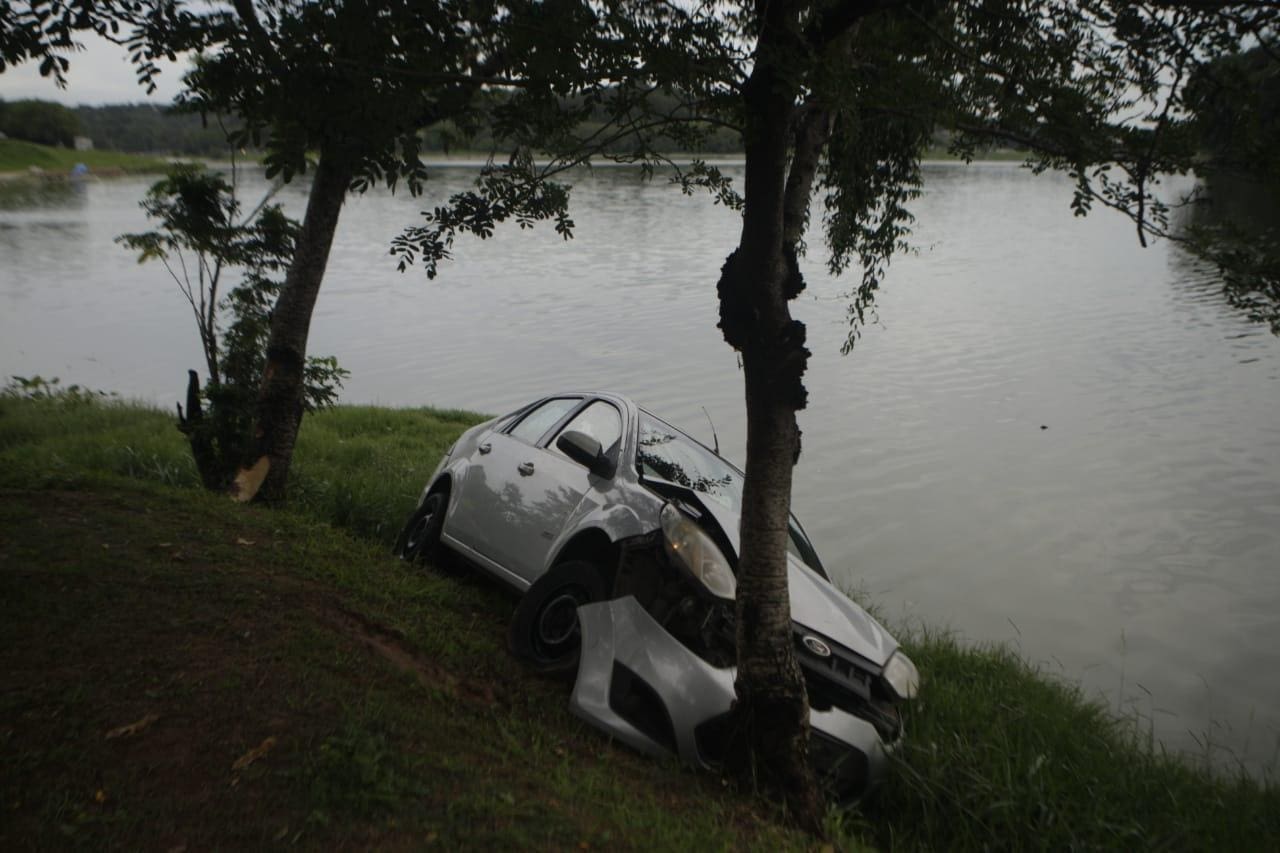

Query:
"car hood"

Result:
[[692, 496, 898, 668]]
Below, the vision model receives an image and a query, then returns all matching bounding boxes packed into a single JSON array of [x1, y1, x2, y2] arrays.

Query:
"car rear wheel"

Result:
[[395, 492, 447, 568], [508, 560, 607, 679]]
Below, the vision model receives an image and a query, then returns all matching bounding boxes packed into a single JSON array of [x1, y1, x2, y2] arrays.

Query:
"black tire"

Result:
[[395, 491, 446, 567], [508, 560, 607, 679]]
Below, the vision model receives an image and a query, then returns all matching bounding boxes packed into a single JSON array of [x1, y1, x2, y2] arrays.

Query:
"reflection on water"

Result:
[[1, 163, 1279, 775], [0, 177, 86, 211], [1167, 172, 1280, 342]]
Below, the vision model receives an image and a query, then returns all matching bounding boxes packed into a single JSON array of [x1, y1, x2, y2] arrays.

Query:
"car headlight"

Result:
[[882, 649, 920, 701], [659, 503, 736, 600]]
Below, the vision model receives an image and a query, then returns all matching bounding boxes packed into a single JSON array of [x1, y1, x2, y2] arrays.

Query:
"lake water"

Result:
[[3, 162, 1278, 775]]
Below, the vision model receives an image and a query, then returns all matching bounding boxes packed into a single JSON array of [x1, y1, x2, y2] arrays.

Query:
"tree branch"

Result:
[[804, 0, 908, 49], [231, 0, 285, 78], [783, 104, 832, 249], [327, 56, 531, 90]]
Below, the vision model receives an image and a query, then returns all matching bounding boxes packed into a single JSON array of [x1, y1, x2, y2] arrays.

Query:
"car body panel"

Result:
[[572, 596, 890, 795], [691, 491, 898, 666], [785, 561, 895, 667], [573, 595, 736, 763], [407, 391, 910, 798], [455, 430, 593, 581], [424, 392, 897, 669]]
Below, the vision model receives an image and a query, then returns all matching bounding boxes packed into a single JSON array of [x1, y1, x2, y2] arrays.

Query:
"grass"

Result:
[[870, 629, 1280, 849], [0, 396, 826, 849], [0, 139, 172, 175], [0, 392, 483, 549], [2, 391, 1279, 850], [0, 483, 819, 850]]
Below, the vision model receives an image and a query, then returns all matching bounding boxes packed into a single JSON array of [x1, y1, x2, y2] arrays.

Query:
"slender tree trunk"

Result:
[[717, 0, 823, 830], [232, 150, 353, 502]]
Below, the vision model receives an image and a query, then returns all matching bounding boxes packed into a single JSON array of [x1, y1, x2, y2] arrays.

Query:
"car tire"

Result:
[[395, 491, 447, 568], [508, 560, 607, 680]]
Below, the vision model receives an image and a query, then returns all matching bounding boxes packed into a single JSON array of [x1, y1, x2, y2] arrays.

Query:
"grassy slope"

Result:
[[0, 396, 478, 548], [2, 394, 1278, 850], [0, 424, 819, 849], [0, 139, 171, 175]]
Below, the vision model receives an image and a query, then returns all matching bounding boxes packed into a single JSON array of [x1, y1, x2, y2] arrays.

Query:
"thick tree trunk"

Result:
[[232, 150, 353, 503], [717, 1, 823, 830]]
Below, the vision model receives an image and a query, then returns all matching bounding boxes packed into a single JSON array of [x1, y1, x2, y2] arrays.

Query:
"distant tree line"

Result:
[[8, 58, 1279, 168], [423, 89, 744, 155], [0, 98, 80, 147], [1187, 47, 1280, 187], [73, 103, 240, 156], [8, 96, 743, 158]]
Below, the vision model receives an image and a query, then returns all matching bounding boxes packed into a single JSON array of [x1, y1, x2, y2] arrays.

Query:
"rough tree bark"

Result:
[[717, 0, 828, 830], [232, 150, 353, 502]]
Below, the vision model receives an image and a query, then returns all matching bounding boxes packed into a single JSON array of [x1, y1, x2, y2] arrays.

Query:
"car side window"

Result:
[[553, 401, 622, 460], [508, 398, 581, 445]]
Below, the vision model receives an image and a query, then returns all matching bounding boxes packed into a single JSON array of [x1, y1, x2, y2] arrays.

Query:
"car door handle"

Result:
[[477, 442, 491, 455], [517, 462, 535, 476]]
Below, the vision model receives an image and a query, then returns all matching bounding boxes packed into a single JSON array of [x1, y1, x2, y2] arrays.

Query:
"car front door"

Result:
[[446, 397, 581, 569], [453, 396, 613, 584]]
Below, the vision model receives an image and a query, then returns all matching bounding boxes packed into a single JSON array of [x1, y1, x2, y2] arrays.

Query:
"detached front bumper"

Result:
[[571, 596, 890, 799]]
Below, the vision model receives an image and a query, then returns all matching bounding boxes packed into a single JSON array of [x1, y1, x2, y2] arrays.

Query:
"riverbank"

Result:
[[0, 139, 172, 177], [1, 391, 1276, 849], [0, 140, 1027, 181]]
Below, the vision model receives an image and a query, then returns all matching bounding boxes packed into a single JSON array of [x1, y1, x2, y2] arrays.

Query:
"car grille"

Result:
[[792, 625, 903, 742]]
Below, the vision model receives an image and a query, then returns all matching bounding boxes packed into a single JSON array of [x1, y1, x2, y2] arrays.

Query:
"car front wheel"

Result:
[[395, 492, 446, 566], [508, 560, 607, 679]]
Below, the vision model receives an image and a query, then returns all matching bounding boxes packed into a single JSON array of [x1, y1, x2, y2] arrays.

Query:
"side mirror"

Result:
[[556, 430, 614, 478]]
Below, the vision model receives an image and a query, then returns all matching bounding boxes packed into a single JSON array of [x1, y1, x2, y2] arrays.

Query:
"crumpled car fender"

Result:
[[572, 595, 734, 766], [571, 596, 890, 795]]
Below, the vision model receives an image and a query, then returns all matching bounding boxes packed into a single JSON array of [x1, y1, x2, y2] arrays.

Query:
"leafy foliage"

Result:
[[1183, 46, 1280, 331], [1189, 47, 1280, 183], [0, 97, 80, 147], [118, 164, 348, 489]]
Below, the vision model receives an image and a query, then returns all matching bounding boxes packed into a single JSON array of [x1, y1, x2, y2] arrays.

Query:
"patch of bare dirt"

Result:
[[313, 602, 505, 709]]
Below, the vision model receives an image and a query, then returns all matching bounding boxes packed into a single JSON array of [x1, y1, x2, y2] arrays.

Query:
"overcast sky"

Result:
[[2, 35, 188, 106]]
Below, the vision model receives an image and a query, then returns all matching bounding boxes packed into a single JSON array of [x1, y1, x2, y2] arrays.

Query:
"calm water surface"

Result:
[[3, 163, 1278, 774]]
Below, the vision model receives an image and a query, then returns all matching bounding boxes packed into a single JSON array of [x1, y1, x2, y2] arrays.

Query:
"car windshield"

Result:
[[636, 410, 829, 578], [636, 412, 742, 512]]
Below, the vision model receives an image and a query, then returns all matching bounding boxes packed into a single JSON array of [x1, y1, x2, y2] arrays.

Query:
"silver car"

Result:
[[395, 391, 919, 799]]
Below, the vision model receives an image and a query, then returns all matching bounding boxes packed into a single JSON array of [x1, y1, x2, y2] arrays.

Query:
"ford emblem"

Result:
[[802, 635, 831, 658]]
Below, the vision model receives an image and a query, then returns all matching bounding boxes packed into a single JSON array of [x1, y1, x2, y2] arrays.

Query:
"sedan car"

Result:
[[395, 391, 918, 799]]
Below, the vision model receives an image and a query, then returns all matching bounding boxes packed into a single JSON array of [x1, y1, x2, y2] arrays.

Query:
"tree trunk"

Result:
[[232, 150, 353, 503], [176, 369, 226, 490], [717, 1, 823, 831]]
